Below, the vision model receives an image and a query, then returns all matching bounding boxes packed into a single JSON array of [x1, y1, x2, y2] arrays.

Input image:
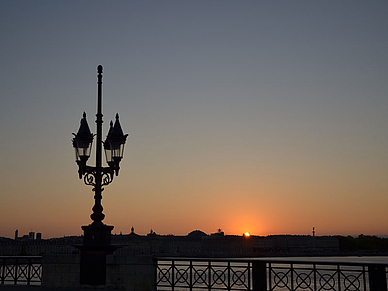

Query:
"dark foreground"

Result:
[[0, 287, 113, 291]]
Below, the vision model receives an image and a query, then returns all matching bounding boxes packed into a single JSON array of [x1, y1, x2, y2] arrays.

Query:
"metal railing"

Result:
[[0, 256, 42, 285], [155, 257, 388, 291]]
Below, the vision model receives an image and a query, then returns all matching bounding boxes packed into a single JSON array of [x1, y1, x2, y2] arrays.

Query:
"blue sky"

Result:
[[1, 1, 387, 238]]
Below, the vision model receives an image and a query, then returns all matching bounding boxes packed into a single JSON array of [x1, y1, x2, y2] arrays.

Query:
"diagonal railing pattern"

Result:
[[155, 258, 388, 291], [0, 256, 42, 285], [157, 260, 252, 290], [268, 263, 369, 291]]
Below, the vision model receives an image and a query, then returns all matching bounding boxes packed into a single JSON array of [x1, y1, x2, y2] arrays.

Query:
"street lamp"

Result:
[[72, 65, 128, 285]]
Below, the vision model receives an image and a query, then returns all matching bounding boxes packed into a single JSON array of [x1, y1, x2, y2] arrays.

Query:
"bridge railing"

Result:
[[155, 257, 388, 291], [0, 256, 42, 286]]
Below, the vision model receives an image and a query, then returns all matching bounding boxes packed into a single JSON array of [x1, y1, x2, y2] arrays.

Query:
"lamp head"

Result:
[[104, 113, 128, 175], [72, 112, 94, 172]]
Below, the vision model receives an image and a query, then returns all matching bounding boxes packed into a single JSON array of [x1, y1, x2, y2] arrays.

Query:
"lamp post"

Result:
[[72, 65, 128, 285]]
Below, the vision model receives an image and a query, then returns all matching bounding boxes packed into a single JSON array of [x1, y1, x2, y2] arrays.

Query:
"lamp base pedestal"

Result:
[[75, 223, 117, 285]]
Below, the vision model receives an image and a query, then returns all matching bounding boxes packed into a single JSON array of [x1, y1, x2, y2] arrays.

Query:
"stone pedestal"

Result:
[[82, 223, 114, 246], [75, 223, 117, 285]]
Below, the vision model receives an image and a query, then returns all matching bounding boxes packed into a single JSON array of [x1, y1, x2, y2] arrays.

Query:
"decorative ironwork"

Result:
[[156, 260, 251, 290], [176, 267, 189, 283], [193, 268, 207, 285], [319, 273, 336, 290], [101, 171, 114, 187], [84, 171, 97, 187], [0, 257, 42, 286], [159, 268, 172, 284], [268, 263, 368, 291], [232, 270, 248, 287], [155, 258, 388, 291], [344, 274, 361, 290], [81, 167, 114, 191], [295, 271, 312, 290], [272, 270, 289, 288], [213, 269, 227, 287]]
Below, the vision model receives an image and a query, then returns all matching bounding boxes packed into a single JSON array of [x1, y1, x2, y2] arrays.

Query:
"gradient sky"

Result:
[[1, 1, 387, 239]]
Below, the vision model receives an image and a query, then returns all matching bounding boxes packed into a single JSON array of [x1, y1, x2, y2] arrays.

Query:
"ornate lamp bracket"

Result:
[[81, 166, 114, 192]]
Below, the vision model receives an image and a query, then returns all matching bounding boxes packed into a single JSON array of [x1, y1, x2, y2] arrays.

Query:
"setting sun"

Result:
[[244, 232, 251, 237]]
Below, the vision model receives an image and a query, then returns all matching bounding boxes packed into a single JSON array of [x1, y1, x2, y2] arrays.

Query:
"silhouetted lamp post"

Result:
[[72, 65, 128, 285]]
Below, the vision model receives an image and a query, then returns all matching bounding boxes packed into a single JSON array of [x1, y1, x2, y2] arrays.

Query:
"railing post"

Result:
[[337, 265, 341, 291], [14, 258, 18, 285], [228, 261, 231, 291], [268, 263, 272, 291], [368, 265, 387, 291], [153, 258, 158, 291], [252, 261, 267, 291], [171, 260, 175, 291], [313, 264, 317, 291], [189, 260, 193, 291], [208, 261, 212, 291], [27, 258, 31, 285], [248, 262, 251, 290], [1, 258, 5, 285]]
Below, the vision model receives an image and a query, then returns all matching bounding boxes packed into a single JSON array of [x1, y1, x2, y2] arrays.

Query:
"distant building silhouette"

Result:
[[13, 229, 42, 242], [211, 228, 224, 237], [1, 229, 340, 257]]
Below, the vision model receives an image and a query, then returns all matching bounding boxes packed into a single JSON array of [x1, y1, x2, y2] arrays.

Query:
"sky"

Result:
[[1, 1, 387, 239]]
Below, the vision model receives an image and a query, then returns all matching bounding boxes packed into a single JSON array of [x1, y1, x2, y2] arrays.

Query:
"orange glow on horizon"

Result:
[[244, 232, 250, 237]]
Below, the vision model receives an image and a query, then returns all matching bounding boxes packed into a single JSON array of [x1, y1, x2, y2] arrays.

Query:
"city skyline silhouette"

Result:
[[1, 1, 387, 239]]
